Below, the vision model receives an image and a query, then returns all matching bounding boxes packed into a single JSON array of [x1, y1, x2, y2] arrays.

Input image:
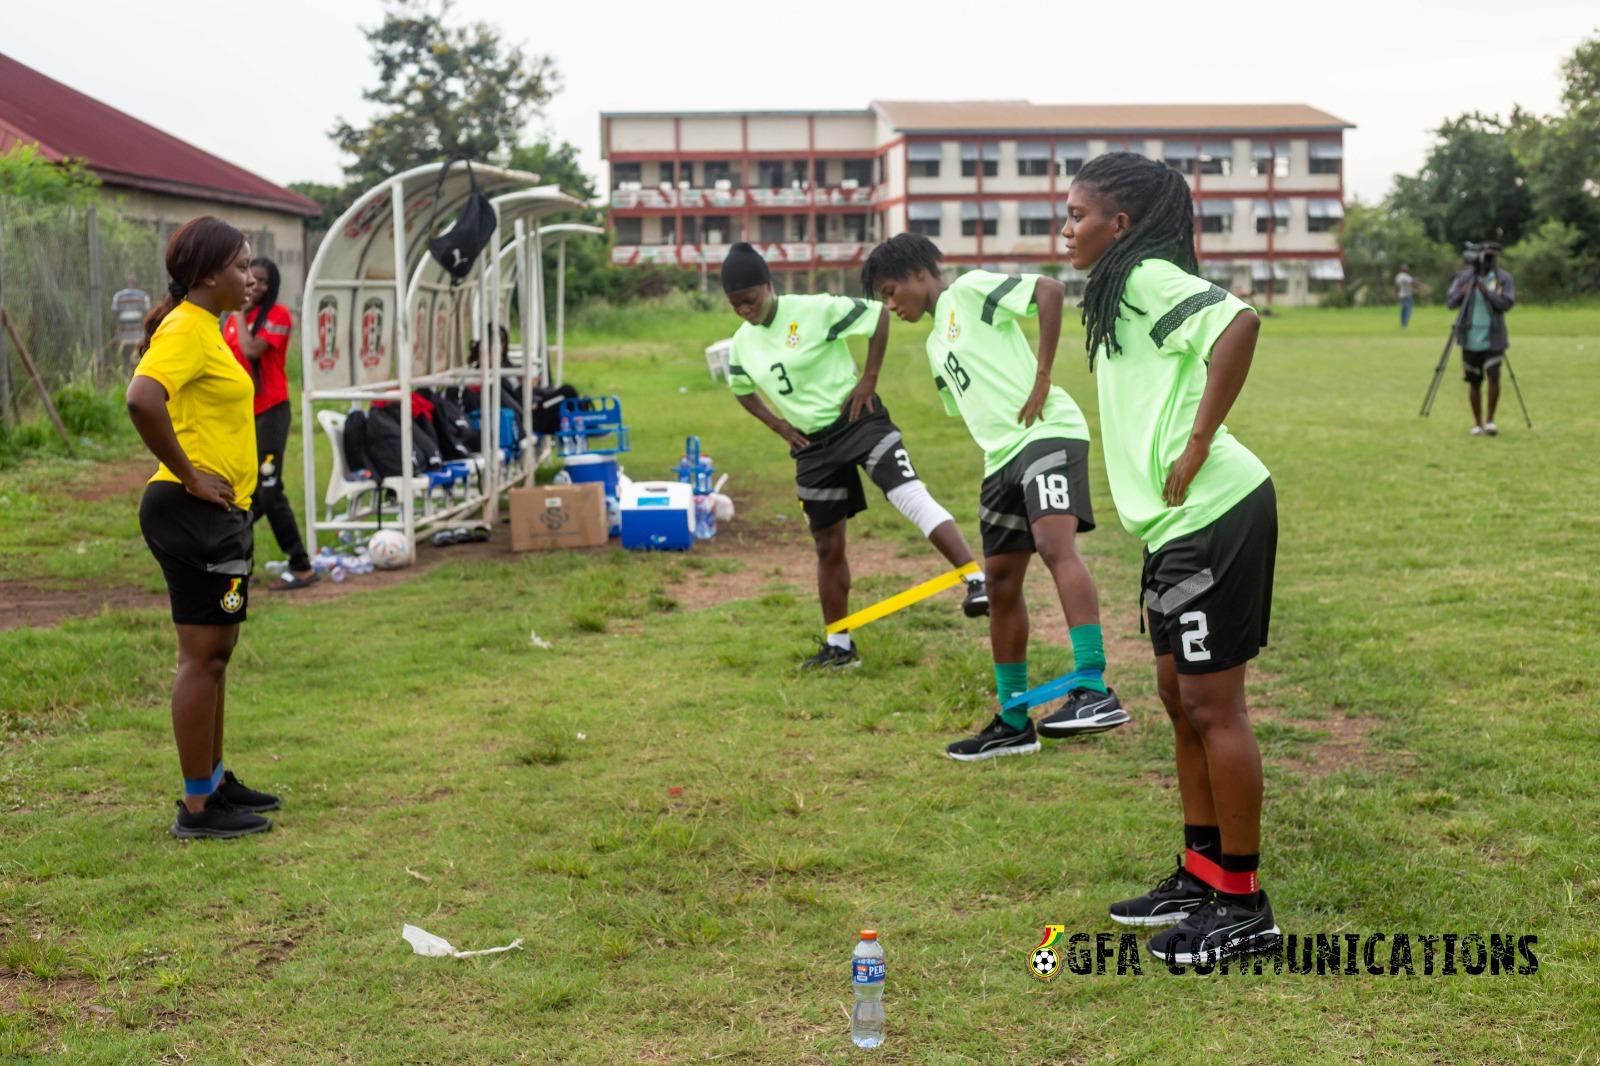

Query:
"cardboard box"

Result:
[[508, 483, 609, 552]]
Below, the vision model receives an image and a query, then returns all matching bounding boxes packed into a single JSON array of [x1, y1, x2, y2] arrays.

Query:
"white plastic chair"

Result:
[[705, 338, 733, 381], [316, 410, 378, 521]]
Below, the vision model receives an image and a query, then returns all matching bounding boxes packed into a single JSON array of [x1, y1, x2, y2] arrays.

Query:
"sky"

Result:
[[5, 0, 1596, 204]]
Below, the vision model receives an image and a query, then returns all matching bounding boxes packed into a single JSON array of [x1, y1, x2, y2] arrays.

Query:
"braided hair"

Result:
[[247, 256, 281, 336], [1073, 153, 1198, 370]]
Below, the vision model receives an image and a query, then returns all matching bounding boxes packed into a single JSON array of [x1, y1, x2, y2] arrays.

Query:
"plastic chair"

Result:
[[316, 410, 378, 521]]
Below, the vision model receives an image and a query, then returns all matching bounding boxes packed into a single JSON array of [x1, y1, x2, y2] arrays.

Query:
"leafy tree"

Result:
[[1507, 34, 1600, 262], [1389, 113, 1534, 249], [330, 0, 559, 191], [0, 143, 99, 205], [1503, 219, 1600, 300], [1339, 200, 1457, 305], [287, 181, 347, 233]]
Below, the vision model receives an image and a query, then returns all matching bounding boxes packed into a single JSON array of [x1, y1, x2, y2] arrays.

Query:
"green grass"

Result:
[[1, 301, 1598, 1062]]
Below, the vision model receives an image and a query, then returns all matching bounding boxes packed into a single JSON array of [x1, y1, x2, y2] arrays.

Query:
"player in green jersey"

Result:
[[719, 243, 986, 669], [860, 234, 1127, 761], [1063, 152, 1280, 965]]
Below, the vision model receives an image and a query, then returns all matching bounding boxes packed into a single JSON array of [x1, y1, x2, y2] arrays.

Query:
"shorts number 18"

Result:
[[1033, 473, 1071, 511]]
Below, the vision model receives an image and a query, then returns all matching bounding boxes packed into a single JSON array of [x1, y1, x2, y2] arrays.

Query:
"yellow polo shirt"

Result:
[[135, 301, 258, 510]]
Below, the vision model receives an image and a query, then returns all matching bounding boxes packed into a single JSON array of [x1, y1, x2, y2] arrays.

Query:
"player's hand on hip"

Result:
[[1162, 440, 1210, 508], [844, 380, 878, 422], [185, 471, 238, 510], [775, 420, 811, 452], [1017, 379, 1051, 427]]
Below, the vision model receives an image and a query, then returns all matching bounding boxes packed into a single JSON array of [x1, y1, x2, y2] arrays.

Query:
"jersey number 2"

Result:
[[770, 362, 794, 395]]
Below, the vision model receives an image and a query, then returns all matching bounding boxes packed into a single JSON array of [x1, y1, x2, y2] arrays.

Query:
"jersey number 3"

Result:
[[944, 353, 971, 392], [770, 362, 794, 395]]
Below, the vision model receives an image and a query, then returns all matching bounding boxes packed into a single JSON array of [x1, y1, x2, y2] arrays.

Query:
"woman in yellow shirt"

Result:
[[126, 216, 282, 839]]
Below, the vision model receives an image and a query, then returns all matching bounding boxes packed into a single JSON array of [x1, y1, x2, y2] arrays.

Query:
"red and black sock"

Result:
[[1182, 824, 1221, 883], [1183, 833, 1261, 907]]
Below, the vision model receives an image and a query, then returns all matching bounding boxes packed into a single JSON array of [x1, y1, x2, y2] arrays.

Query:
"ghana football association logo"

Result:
[[785, 322, 801, 347], [1028, 924, 1065, 981], [221, 578, 244, 614], [947, 311, 960, 341]]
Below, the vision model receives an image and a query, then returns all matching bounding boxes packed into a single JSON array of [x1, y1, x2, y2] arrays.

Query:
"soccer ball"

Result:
[[1030, 948, 1060, 979], [367, 529, 412, 570]]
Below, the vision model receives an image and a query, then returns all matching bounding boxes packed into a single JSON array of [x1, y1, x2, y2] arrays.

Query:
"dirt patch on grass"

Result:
[[0, 583, 166, 631], [68, 461, 153, 504]]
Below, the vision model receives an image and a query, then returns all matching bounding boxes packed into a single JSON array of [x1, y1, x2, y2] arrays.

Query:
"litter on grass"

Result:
[[402, 925, 524, 958], [529, 631, 553, 649]]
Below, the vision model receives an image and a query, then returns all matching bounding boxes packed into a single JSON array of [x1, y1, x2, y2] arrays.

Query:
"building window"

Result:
[[1252, 261, 1289, 295], [1199, 201, 1234, 234], [1199, 141, 1233, 176], [658, 162, 679, 186], [1307, 199, 1345, 233], [960, 143, 998, 178], [1309, 142, 1343, 175], [701, 216, 732, 245], [614, 217, 642, 244], [1254, 200, 1290, 235], [1055, 141, 1088, 178], [611, 162, 641, 187], [703, 161, 739, 189], [759, 215, 786, 243], [907, 202, 942, 237], [907, 143, 941, 178], [659, 218, 676, 244], [961, 201, 998, 236], [840, 215, 867, 242], [841, 158, 874, 187], [1164, 142, 1198, 175], [1017, 142, 1051, 177], [1251, 142, 1290, 178], [1308, 259, 1345, 293], [1018, 202, 1054, 236]]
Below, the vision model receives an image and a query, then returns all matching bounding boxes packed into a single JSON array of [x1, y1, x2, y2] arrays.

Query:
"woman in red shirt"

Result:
[[223, 257, 316, 589]]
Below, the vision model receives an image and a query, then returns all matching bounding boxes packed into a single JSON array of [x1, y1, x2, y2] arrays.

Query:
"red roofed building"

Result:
[[0, 52, 321, 302]]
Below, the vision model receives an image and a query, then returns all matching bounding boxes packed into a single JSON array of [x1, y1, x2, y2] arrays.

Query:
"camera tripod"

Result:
[[1419, 272, 1532, 427]]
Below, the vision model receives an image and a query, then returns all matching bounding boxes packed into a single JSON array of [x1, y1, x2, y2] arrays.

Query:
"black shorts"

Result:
[[1144, 478, 1276, 675], [792, 404, 920, 531], [1462, 349, 1503, 385], [977, 437, 1095, 557], [140, 482, 254, 626]]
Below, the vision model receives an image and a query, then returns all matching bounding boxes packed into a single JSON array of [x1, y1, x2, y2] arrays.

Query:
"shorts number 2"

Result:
[[1178, 610, 1211, 662]]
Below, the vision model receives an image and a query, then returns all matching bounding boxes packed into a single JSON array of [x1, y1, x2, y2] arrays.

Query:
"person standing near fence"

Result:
[[112, 274, 151, 370], [125, 216, 281, 839], [223, 256, 316, 589], [1394, 265, 1415, 329]]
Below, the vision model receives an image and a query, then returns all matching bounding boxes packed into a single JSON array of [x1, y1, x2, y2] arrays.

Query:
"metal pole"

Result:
[[88, 203, 105, 380], [0, 217, 13, 426], [555, 238, 566, 388], [390, 181, 415, 548]]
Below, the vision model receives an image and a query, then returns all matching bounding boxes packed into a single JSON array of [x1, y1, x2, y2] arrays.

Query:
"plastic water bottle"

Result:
[[851, 930, 885, 1048], [329, 564, 346, 584]]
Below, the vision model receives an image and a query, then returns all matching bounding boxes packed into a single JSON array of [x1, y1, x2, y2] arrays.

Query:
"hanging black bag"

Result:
[[425, 158, 498, 285]]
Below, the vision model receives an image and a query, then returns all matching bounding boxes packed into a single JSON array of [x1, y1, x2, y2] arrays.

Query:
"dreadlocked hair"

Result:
[[860, 232, 943, 296], [1074, 153, 1198, 371]]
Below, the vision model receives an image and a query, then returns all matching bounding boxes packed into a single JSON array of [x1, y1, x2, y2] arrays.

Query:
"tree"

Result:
[[1503, 220, 1599, 300], [330, 0, 559, 191], [1508, 34, 1600, 262], [1389, 113, 1534, 249], [0, 143, 98, 205], [1339, 200, 1457, 305], [287, 181, 347, 233]]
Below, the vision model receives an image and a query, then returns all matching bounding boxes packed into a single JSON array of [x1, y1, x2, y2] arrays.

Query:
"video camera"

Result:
[[1462, 242, 1501, 275]]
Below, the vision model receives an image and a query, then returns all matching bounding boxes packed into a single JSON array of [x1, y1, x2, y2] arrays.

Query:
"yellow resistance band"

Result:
[[824, 562, 980, 635]]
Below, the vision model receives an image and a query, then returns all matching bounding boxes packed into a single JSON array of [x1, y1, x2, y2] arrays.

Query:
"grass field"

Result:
[[2, 301, 1598, 1063]]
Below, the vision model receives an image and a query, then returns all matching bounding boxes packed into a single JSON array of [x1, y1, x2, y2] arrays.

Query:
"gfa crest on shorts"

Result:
[[786, 323, 801, 347], [947, 311, 960, 341], [1028, 924, 1065, 981], [221, 578, 244, 614]]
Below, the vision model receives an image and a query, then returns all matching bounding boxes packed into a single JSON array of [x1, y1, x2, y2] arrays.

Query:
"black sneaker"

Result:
[[218, 770, 281, 813], [961, 577, 990, 618], [1146, 890, 1281, 966], [170, 793, 273, 840], [1108, 859, 1210, 927], [1037, 687, 1129, 737], [802, 642, 861, 670], [945, 714, 1040, 761]]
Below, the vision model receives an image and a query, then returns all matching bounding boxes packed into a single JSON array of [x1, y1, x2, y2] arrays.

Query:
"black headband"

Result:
[[167, 280, 187, 298]]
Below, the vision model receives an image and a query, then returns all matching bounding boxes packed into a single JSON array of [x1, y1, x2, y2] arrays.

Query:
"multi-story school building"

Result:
[[600, 100, 1353, 306]]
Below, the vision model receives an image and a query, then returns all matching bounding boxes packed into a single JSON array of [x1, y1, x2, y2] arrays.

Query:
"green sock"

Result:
[[1069, 625, 1109, 693], [996, 662, 1030, 730]]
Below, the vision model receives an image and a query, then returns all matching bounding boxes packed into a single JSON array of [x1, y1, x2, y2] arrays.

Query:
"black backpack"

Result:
[[342, 409, 369, 475], [364, 404, 438, 481], [418, 387, 474, 461], [528, 384, 580, 436], [425, 158, 497, 285]]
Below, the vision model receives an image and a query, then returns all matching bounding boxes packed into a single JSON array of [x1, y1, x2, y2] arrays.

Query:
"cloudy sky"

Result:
[[6, 0, 1596, 203]]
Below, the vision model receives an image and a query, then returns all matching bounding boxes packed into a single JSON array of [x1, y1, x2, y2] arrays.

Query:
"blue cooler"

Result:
[[563, 454, 621, 535], [620, 481, 694, 551]]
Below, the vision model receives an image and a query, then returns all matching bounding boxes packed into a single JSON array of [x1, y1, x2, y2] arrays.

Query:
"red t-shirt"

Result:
[[223, 304, 293, 416]]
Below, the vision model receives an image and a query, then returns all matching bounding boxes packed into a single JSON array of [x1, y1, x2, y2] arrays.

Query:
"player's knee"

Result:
[[1034, 530, 1080, 571], [885, 480, 952, 538]]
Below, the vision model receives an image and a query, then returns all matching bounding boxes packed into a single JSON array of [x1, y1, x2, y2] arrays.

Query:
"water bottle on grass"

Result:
[[851, 930, 885, 1048]]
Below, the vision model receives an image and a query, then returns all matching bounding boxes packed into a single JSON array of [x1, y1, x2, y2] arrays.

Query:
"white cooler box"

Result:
[[619, 480, 694, 551]]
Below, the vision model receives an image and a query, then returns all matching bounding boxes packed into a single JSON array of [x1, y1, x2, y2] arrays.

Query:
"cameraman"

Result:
[[1446, 243, 1515, 436]]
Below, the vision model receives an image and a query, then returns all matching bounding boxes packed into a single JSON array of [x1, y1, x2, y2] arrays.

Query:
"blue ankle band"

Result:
[[184, 775, 216, 797], [210, 762, 224, 791], [1001, 670, 1095, 712]]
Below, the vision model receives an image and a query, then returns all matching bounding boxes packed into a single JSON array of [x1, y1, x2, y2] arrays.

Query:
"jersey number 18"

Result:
[[944, 353, 971, 392]]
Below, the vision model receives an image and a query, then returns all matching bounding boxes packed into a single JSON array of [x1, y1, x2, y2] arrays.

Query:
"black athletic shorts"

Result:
[[1144, 478, 1276, 675], [1461, 349, 1503, 385], [791, 403, 920, 531], [977, 437, 1095, 557], [140, 482, 254, 626]]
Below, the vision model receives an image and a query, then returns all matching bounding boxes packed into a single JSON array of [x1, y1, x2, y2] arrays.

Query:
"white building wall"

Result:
[[609, 116, 675, 152]]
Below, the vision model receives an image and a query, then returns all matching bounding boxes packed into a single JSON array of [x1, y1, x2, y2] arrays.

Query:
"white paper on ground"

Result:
[[402, 924, 524, 958]]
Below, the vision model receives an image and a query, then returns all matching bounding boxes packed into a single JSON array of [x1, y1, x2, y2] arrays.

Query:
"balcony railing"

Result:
[[612, 187, 879, 210], [610, 242, 867, 267]]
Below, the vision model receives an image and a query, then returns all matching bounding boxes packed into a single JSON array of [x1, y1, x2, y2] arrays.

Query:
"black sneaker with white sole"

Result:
[[171, 793, 273, 840], [1146, 890, 1281, 966], [218, 770, 281, 813], [802, 642, 861, 670], [1108, 859, 1210, 927], [961, 577, 990, 618], [1036, 687, 1129, 737], [945, 714, 1040, 761]]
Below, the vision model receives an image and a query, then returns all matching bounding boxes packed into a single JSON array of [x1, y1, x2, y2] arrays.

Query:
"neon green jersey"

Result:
[[727, 294, 882, 433], [1095, 258, 1269, 551], [925, 270, 1090, 476]]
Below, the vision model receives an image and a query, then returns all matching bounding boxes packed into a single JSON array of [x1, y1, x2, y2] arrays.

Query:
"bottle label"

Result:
[[852, 959, 886, 984]]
